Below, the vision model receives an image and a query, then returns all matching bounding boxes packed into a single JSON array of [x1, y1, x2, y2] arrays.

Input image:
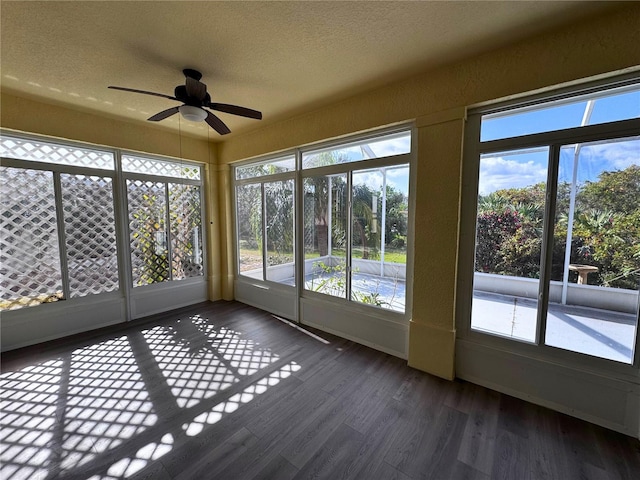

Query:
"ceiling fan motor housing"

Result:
[[174, 85, 211, 106]]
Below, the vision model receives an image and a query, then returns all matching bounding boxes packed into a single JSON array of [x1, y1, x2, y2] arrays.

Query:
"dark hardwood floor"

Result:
[[1, 301, 639, 479]]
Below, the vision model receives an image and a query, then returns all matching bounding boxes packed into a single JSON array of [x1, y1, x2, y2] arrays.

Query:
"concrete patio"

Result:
[[472, 291, 637, 363]]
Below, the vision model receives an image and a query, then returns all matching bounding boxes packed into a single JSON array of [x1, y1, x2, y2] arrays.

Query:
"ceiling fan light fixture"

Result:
[[179, 105, 207, 122]]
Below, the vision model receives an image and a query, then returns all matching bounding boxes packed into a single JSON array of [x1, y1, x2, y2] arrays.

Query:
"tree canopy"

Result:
[[475, 165, 639, 290]]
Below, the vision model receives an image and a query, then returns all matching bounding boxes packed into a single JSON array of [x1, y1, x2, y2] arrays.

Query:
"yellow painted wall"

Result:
[[1, 5, 638, 378]]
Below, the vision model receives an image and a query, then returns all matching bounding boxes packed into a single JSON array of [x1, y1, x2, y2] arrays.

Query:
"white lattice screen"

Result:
[[61, 174, 119, 297], [0, 137, 113, 169], [0, 167, 63, 309]]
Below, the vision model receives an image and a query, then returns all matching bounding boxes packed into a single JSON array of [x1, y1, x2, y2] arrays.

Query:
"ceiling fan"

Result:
[[108, 69, 262, 135]]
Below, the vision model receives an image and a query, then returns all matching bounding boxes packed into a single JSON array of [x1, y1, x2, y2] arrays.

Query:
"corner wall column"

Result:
[[408, 108, 466, 380], [217, 163, 236, 300]]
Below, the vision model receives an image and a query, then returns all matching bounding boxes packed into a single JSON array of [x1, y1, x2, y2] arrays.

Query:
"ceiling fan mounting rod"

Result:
[[183, 68, 202, 81]]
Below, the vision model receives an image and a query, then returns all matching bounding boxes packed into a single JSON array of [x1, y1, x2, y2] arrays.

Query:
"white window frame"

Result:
[[233, 154, 297, 284], [457, 75, 640, 377], [121, 152, 207, 288]]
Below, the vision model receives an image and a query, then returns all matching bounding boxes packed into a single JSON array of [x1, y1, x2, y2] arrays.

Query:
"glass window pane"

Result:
[[0, 136, 114, 170], [302, 130, 410, 169], [265, 180, 295, 284], [382, 166, 409, 312], [545, 136, 639, 363], [236, 184, 263, 280], [169, 184, 204, 280], [236, 156, 295, 179], [352, 170, 382, 304], [127, 180, 170, 286], [481, 85, 640, 142], [61, 174, 119, 297], [350, 168, 407, 312], [384, 166, 409, 267], [471, 147, 550, 342], [0, 167, 63, 310], [303, 174, 347, 298], [122, 155, 200, 180]]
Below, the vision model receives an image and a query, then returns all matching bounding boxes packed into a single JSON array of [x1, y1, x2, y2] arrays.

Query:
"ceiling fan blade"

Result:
[[205, 111, 231, 135], [148, 107, 180, 122], [108, 86, 179, 101], [209, 103, 262, 120], [186, 77, 207, 101]]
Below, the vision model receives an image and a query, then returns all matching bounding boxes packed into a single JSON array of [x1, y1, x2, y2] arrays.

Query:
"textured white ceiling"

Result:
[[0, 1, 620, 140]]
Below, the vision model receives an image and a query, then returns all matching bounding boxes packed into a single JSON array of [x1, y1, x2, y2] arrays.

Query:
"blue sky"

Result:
[[478, 89, 640, 195], [481, 90, 640, 141]]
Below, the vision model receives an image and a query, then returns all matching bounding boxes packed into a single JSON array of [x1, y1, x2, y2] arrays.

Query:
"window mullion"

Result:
[[165, 182, 173, 281], [380, 168, 387, 276], [535, 144, 561, 345], [346, 171, 353, 301], [262, 183, 267, 281], [198, 166, 207, 278], [294, 150, 303, 321], [113, 150, 133, 320], [328, 176, 332, 259], [53, 172, 71, 300]]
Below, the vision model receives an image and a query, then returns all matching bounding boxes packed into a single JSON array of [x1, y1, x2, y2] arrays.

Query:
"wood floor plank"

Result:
[[443, 379, 477, 414], [342, 373, 396, 434], [491, 429, 531, 480], [359, 461, 413, 480], [383, 374, 457, 474], [292, 423, 365, 480], [593, 425, 640, 480], [245, 382, 332, 439], [557, 412, 606, 470], [292, 338, 350, 382], [401, 404, 468, 480], [252, 454, 299, 480], [449, 460, 491, 480], [527, 406, 568, 480], [217, 385, 342, 479], [340, 398, 405, 480], [312, 358, 363, 397], [496, 393, 534, 440], [281, 394, 352, 468], [172, 427, 259, 480], [457, 386, 500, 475]]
